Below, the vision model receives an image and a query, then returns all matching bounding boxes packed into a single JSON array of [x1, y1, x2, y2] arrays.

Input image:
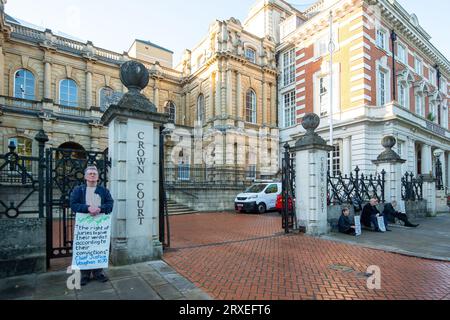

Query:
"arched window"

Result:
[[164, 101, 176, 123], [245, 89, 257, 123], [197, 94, 205, 123], [59, 79, 78, 107], [99, 87, 114, 111], [14, 69, 35, 100]]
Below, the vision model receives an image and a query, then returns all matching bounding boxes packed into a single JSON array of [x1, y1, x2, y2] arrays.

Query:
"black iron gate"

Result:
[[281, 143, 296, 233], [45, 147, 110, 267]]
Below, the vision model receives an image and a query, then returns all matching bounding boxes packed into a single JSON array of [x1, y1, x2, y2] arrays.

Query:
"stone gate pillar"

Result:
[[372, 136, 406, 211], [293, 114, 333, 236], [101, 61, 168, 266]]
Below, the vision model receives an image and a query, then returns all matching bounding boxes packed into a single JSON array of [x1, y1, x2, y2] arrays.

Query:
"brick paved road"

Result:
[[163, 212, 450, 300]]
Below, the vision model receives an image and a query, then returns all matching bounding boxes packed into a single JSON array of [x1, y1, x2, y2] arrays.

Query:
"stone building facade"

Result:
[[0, 1, 280, 178], [276, 0, 450, 195]]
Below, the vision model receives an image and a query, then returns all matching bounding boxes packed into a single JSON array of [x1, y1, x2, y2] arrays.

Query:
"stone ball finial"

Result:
[[120, 61, 150, 92], [381, 136, 396, 150], [302, 113, 320, 133]]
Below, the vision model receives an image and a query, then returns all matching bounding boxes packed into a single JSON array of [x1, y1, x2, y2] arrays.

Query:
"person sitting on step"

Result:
[[338, 208, 356, 236], [361, 197, 391, 232], [383, 200, 419, 228]]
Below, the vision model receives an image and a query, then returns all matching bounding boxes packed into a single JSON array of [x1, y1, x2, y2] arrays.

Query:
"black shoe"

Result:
[[405, 222, 419, 228], [386, 228, 392, 232], [81, 276, 90, 286], [93, 272, 109, 283]]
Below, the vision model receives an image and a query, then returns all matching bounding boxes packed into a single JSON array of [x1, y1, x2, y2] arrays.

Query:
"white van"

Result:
[[234, 182, 282, 214]]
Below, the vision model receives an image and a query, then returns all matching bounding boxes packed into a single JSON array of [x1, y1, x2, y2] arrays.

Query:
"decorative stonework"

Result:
[[372, 136, 406, 164], [101, 61, 167, 126], [293, 113, 333, 152]]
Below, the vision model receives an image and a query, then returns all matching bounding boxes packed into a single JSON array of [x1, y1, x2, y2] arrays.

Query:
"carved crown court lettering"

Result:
[[137, 131, 146, 225]]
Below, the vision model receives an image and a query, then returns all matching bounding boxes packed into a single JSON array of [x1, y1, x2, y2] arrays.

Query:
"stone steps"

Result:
[[166, 200, 199, 215]]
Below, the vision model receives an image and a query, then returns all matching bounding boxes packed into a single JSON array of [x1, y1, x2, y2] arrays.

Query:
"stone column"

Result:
[[209, 73, 215, 118], [293, 113, 333, 236], [44, 62, 52, 100], [101, 61, 168, 266], [262, 81, 267, 125], [421, 144, 432, 177], [270, 83, 277, 126], [226, 67, 232, 116], [447, 152, 450, 189], [215, 69, 222, 117], [86, 71, 93, 108], [236, 72, 242, 120], [342, 136, 352, 175], [372, 136, 405, 210]]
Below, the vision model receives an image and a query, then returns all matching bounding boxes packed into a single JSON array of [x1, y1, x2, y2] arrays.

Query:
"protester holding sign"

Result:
[[70, 166, 114, 286], [361, 198, 390, 232], [338, 208, 356, 236]]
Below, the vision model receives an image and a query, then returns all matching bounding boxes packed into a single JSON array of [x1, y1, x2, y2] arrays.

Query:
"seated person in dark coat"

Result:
[[383, 201, 419, 228], [338, 208, 356, 235], [361, 198, 390, 232]]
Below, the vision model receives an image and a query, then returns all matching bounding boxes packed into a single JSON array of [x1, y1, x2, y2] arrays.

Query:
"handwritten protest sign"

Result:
[[354, 215, 362, 236], [71, 213, 111, 270], [377, 216, 386, 232]]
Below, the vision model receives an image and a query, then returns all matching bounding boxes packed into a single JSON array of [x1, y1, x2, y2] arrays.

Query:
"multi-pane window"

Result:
[[14, 69, 35, 100], [319, 77, 329, 116], [246, 89, 257, 123], [245, 48, 256, 63], [429, 102, 437, 122], [376, 29, 387, 50], [197, 94, 205, 123], [398, 83, 407, 108], [8, 137, 33, 171], [415, 94, 424, 117], [397, 43, 407, 64], [327, 144, 341, 176], [283, 91, 296, 128], [164, 101, 176, 123], [59, 79, 78, 107], [282, 49, 295, 87], [378, 69, 387, 106], [99, 87, 114, 111], [429, 69, 436, 87], [246, 164, 257, 179], [415, 57, 423, 76]]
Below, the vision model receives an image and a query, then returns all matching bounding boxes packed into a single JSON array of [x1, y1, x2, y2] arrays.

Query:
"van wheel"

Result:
[[257, 203, 266, 214]]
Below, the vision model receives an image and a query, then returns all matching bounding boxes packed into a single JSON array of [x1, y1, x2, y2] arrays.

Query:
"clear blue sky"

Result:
[[5, 0, 450, 64]]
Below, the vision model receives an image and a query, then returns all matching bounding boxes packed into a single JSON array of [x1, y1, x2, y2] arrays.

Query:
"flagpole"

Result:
[[328, 11, 335, 174]]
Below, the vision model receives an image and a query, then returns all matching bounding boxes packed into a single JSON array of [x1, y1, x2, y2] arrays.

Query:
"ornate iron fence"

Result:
[[328, 167, 386, 205], [401, 172, 423, 201], [281, 144, 296, 233], [164, 165, 275, 188], [0, 131, 47, 219]]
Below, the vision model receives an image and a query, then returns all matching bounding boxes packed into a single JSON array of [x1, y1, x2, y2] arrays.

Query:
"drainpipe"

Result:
[[391, 30, 397, 102]]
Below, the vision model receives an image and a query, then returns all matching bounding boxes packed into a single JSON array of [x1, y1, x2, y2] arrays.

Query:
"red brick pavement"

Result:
[[163, 212, 450, 300]]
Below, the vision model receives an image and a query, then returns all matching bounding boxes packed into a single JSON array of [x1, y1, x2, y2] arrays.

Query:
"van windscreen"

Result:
[[245, 184, 268, 193]]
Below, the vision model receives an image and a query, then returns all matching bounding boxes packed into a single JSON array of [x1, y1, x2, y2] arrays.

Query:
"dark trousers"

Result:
[[81, 269, 103, 279], [370, 214, 388, 231], [340, 228, 355, 236]]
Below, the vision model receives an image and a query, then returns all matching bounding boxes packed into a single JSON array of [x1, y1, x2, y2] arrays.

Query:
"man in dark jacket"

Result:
[[70, 166, 114, 286], [361, 198, 390, 232], [383, 201, 419, 228], [338, 208, 356, 235]]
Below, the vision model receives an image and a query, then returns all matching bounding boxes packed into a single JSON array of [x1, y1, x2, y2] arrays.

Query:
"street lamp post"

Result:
[[328, 11, 335, 174]]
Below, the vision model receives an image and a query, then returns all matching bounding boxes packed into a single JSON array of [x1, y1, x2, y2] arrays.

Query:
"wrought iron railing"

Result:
[[164, 166, 275, 188], [328, 167, 386, 205], [401, 172, 424, 201]]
